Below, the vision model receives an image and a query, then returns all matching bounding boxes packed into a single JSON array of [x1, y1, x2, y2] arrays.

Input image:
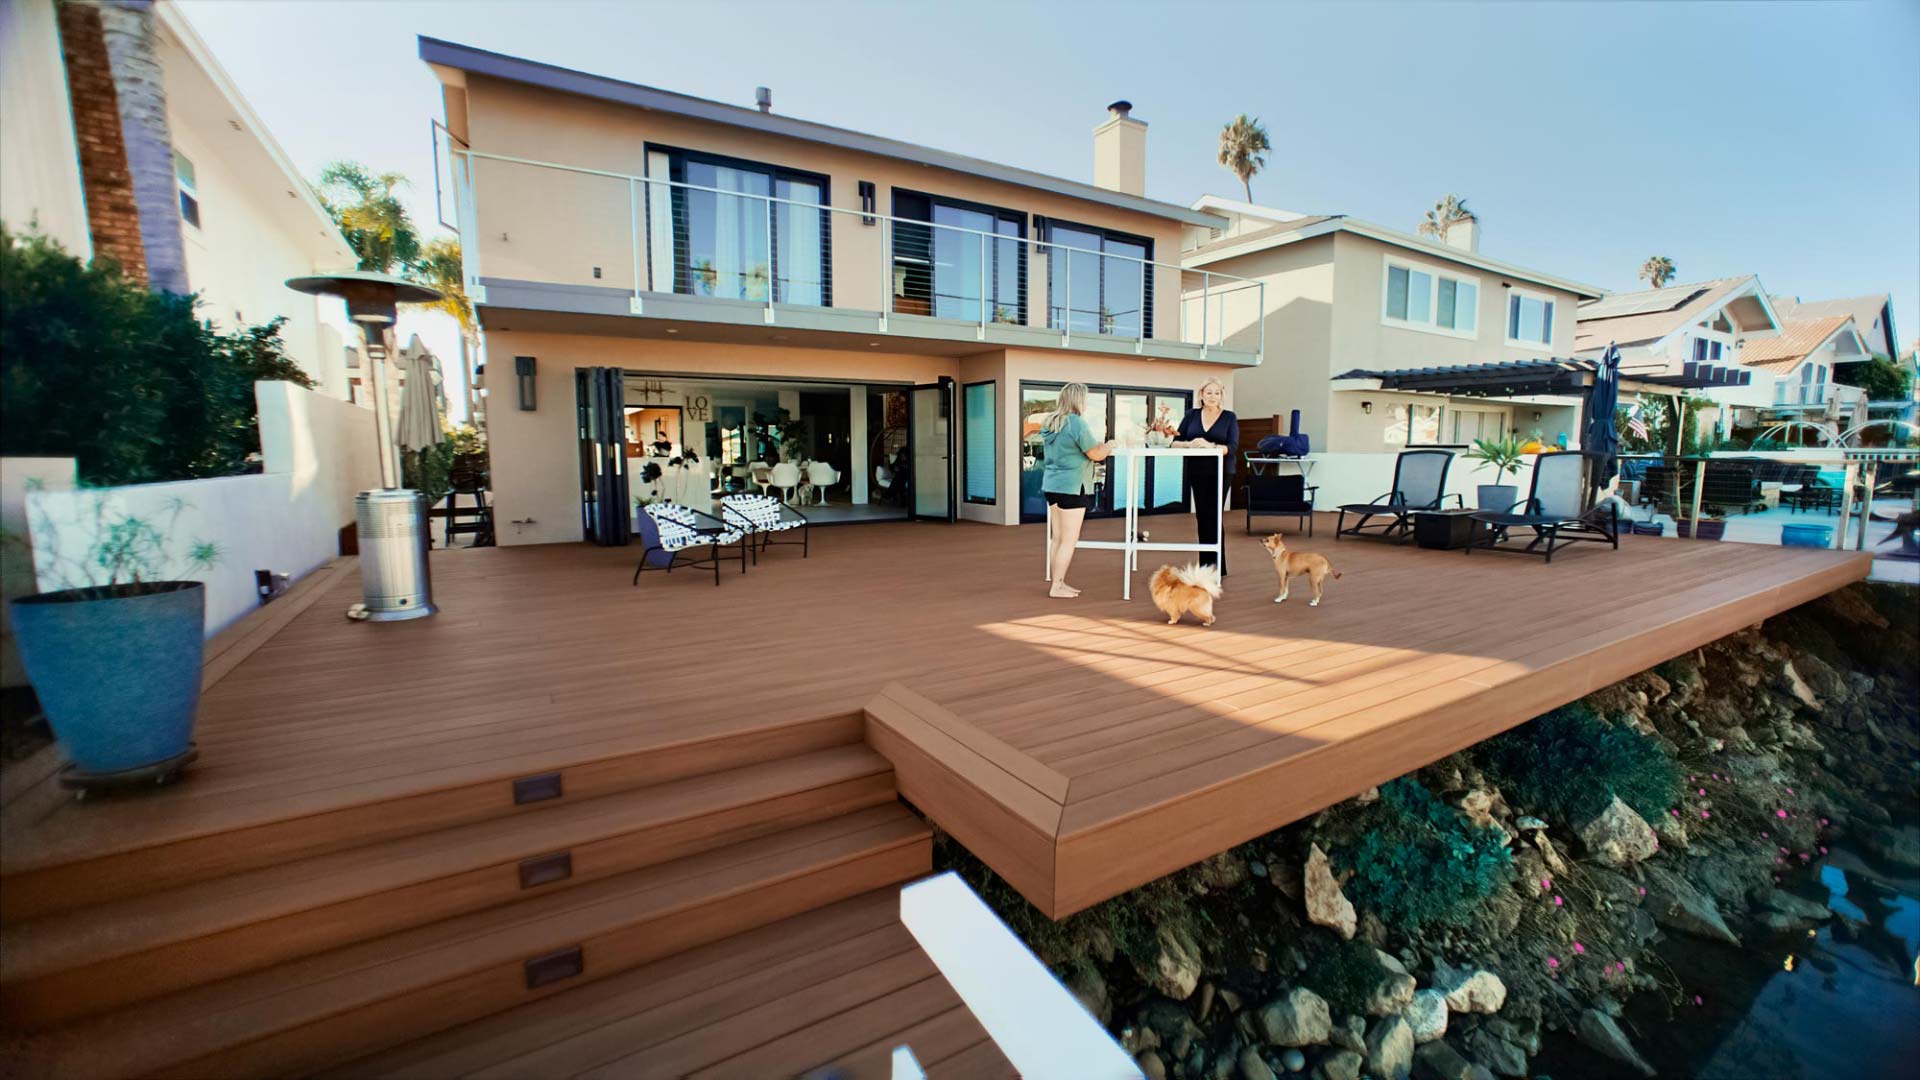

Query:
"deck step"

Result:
[[0, 745, 896, 1030], [0, 711, 867, 924], [332, 889, 1014, 1080], [6, 802, 930, 1080]]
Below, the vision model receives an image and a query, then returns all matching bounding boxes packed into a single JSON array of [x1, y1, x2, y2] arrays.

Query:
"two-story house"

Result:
[[1179, 198, 1602, 503], [421, 38, 1261, 543], [1735, 314, 1874, 437]]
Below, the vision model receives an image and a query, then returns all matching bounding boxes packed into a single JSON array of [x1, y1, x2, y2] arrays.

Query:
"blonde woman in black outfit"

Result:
[[1173, 378, 1237, 575]]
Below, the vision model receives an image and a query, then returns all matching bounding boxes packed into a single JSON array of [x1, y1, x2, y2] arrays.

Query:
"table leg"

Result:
[[1214, 453, 1224, 571]]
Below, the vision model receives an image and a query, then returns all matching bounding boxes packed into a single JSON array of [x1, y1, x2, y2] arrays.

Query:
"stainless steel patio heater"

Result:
[[285, 271, 445, 622]]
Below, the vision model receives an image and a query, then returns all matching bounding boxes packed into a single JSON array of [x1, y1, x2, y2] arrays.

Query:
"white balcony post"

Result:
[[1835, 460, 1859, 549], [1258, 281, 1266, 363], [878, 217, 889, 331], [1688, 459, 1706, 527], [627, 178, 643, 315], [1856, 460, 1878, 551], [1135, 259, 1146, 354], [1062, 245, 1072, 349], [978, 231, 988, 340], [764, 197, 776, 323], [1201, 271, 1210, 358]]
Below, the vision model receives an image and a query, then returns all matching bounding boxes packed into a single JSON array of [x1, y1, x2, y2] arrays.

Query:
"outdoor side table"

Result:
[[1412, 508, 1485, 551]]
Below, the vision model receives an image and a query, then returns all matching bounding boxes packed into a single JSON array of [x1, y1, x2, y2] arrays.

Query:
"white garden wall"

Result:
[[18, 382, 378, 641]]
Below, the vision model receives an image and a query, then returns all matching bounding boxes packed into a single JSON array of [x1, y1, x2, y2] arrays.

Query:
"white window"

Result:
[[1690, 337, 1725, 363], [1506, 288, 1555, 347], [1449, 405, 1506, 445], [174, 150, 200, 229], [1382, 257, 1478, 337], [1384, 402, 1443, 447]]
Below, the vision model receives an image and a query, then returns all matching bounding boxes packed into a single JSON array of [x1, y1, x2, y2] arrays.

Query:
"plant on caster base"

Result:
[[8, 491, 220, 785]]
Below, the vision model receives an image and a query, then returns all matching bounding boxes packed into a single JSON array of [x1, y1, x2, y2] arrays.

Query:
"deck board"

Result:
[[0, 516, 1870, 918]]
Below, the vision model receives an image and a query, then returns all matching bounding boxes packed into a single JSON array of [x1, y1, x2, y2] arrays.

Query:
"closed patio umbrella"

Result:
[[1583, 344, 1622, 484], [395, 334, 446, 452]]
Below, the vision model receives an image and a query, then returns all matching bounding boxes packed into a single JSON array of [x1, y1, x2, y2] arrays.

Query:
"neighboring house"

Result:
[[1737, 315, 1873, 435], [0, 0, 358, 398], [1770, 293, 1901, 361], [422, 37, 1258, 543], [1179, 197, 1603, 479]]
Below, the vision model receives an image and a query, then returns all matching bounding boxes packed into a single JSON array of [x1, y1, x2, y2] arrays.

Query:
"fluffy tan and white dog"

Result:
[[1148, 563, 1222, 626], [1261, 534, 1341, 606]]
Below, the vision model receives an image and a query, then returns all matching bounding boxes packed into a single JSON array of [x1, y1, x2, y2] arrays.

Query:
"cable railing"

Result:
[[441, 146, 1264, 359]]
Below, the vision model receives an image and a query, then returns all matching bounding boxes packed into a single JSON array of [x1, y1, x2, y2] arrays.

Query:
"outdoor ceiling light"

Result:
[[515, 356, 537, 411]]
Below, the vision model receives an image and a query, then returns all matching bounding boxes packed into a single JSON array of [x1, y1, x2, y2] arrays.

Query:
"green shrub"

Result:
[[1335, 778, 1513, 931], [1303, 938, 1388, 1015], [1479, 703, 1681, 825], [0, 228, 311, 485]]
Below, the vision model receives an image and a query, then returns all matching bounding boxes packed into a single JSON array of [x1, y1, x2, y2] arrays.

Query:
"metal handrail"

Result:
[[446, 146, 1265, 359]]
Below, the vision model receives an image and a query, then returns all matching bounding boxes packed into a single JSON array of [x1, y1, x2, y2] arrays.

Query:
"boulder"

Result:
[[1576, 796, 1659, 866], [1365, 1016, 1415, 1080], [1331, 1014, 1367, 1052], [1434, 967, 1507, 1015], [1765, 890, 1833, 925], [1645, 866, 1740, 945], [1135, 923, 1205, 1000], [1366, 968, 1418, 1017], [1064, 964, 1111, 1024], [1137, 1050, 1168, 1080], [1412, 1040, 1476, 1080], [1256, 987, 1332, 1047], [1237, 1045, 1277, 1080], [1321, 1049, 1364, 1080], [1305, 844, 1358, 940], [1458, 789, 1498, 829], [1464, 1028, 1527, 1078], [1575, 1008, 1656, 1077], [1404, 989, 1449, 1044], [1780, 659, 1821, 709]]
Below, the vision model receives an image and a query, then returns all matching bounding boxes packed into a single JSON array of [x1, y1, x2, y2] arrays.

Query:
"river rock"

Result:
[[1280, 1047, 1306, 1072], [1515, 815, 1547, 832], [1411, 1039, 1475, 1080], [1781, 659, 1821, 709], [1321, 1049, 1364, 1080], [1331, 1013, 1367, 1052], [1366, 967, 1417, 1016], [1135, 923, 1205, 1000], [1645, 866, 1740, 945], [1137, 1050, 1168, 1080], [1575, 1008, 1656, 1077], [1256, 986, 1331, 1046], [1305, 844, 1357, 940], [1464, 1029, 1527, 1078], [1237, 1045, 1276, 1080], [1365, 1016, 1415, 1080], [1434, 965, 1507, 1014], [1576, 796, 1659, 866], [1064, 964, 1111, 1024], [1765, 890, 1832, 924], [1404, 988, 1449, 1043]]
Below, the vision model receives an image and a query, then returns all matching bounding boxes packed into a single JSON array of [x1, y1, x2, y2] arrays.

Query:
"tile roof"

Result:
[[1738, 315, 1855, 373], [1573, 277, 1757, 352], [1769, 294, 1894, 353]]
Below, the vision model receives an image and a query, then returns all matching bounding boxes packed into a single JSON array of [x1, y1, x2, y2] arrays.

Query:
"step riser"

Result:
[[1, 713, 864, 922], [156, 837, 931, 1080], [3, 772, 898, 1031]]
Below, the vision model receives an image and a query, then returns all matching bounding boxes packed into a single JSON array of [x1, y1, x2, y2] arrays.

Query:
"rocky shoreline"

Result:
[[934, 583, 1920, 1079]]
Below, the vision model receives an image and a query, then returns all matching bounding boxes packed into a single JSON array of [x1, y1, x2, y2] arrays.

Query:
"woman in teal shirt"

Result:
[[1041, 382, 1114, 598]]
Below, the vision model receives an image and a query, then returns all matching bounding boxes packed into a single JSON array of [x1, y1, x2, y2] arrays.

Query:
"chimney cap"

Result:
[[1107, 99, 1133, 117], [755, 86, 772, 112]]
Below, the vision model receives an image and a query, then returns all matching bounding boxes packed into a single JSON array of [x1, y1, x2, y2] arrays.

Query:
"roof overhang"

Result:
[[1183, 215, 1604, 299], [1644, 276, 1781, 355], [417, 36, 1228, 229], [1331, 358, 1750, 399]]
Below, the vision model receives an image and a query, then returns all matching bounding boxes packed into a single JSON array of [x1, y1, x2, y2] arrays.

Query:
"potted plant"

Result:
[[1464, 435, 1527, 511], [8, 493, 218, 782]]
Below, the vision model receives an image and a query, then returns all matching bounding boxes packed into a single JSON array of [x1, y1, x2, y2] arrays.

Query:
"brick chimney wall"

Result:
[[56, 0, 147, 284]]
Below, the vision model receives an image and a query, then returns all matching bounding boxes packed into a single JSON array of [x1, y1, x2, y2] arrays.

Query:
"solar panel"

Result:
[[1577, 284, 1706, 320]]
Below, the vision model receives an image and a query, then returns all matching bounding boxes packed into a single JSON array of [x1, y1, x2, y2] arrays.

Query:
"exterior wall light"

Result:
[[1360, 400, 1372, 415], [515, 356, 537, 411]]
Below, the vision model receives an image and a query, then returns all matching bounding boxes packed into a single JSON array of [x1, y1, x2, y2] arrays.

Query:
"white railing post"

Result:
[[628, 178, 643, 315], [978, 232, 988, 340], [1136, 261, 1146, 354], [764, 197, 777, 323], [1688, 459, 1706, 529], [1856, 460, 1878, 551], [1062, 246, 1072, 349], [1258, 281, 1266, 363], [878, 217, 890, 331], [1200, 271, 1210, 358], [1834, 460, 1858, 549]]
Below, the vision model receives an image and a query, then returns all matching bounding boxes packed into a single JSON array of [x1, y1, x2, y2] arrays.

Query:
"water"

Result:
[[1534, 849, 1920, 1078]]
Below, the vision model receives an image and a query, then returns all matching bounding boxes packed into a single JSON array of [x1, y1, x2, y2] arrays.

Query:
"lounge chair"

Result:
[[720, 493, 809, 563], [1245, 472, 1318, 536], [1466, 451, 1618, 562], [1334, 449, 1458, 541], [633, 502, 748, 586]]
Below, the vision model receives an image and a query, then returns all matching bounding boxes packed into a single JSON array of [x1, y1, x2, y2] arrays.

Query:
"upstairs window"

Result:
[[1041, 218, 1154, 339], [659, 148, 830, 307], [174, 150, 200, 229], [1507, 289, 1555, 347], [1691, 337, 1725, 363], [1383, 258, 1477, 335]]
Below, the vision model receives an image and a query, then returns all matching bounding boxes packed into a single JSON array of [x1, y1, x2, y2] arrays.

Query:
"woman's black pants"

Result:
[[1184, 465, 1230, 575]]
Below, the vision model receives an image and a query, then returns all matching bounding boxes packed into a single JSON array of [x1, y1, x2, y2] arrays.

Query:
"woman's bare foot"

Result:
[[1049, 583, 1080, 598]]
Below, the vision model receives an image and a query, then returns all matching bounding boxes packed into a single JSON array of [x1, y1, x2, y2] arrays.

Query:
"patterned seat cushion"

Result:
[[721, 495, 804, 532]]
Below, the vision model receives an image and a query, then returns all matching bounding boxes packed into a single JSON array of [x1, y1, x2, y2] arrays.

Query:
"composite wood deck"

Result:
[[1, 516, 1871, 919]]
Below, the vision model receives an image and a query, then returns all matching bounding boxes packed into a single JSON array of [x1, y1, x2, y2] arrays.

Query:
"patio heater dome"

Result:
[[285, 271, 445, 623]]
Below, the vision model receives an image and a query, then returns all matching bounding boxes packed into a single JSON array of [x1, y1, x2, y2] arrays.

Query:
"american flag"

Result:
[[1625, 402, 1649, 440]]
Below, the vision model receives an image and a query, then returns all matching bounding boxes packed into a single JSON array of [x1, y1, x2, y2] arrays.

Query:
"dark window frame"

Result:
[[891, 187, 1029, 326], [655, 143, 833, 308], [1016, 378, 1191, 522], [1036, 216, 1156, 339], [962, 379, 998, 505]]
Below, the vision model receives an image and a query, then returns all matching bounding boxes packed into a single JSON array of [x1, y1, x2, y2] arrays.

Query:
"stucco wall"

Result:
[[460, 75, 1191, 341], [1191, 235, 1337, 446], [0, 0, 91, 257]]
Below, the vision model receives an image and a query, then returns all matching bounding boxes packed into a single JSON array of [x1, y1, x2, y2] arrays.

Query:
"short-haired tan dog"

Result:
[[1261, 534, 1341, 606]]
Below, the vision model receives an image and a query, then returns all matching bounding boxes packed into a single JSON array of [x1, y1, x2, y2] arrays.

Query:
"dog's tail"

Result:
[[1332, 569, 1344, 579], [1167, 562, 1223, 598]]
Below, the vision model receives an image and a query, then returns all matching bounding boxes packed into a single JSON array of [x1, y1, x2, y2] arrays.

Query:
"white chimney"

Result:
[[1093, 100, 1146, 196], [1445, 218, 1480, 254]]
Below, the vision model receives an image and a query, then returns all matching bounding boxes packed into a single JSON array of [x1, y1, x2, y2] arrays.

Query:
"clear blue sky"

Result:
[[181, 0, 1920, 354]]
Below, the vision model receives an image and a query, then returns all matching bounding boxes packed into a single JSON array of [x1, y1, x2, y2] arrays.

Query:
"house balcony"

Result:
[[1771, 383, 1867, 410], [440, 147, 1263, 364]]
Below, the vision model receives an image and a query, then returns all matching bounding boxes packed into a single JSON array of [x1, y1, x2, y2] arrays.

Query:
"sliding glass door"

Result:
[[1018, 382, 1189, 521], [667, 150, 830, 306], [892, 191, 1025, 325], [910, 380, 956, 521], [1044, 220, 1153, 339]]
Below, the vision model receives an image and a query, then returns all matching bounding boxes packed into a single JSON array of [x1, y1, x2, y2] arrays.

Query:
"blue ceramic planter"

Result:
[[1781, 523, 1833, 549], [9, 582, 205, 774]]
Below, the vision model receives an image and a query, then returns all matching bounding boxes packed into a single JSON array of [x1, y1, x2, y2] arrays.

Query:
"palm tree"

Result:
[[95, 2, 188, 294], [1217, 115, 1271, 202], [1639, 255, 1677, 289], [409, 237, 482, 429], [1417, 194, 1476, 242], [313, 162, 421, 274]]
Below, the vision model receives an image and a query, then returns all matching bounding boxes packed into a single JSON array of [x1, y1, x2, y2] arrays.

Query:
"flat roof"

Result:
[[418, 37, 1227, 229]]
